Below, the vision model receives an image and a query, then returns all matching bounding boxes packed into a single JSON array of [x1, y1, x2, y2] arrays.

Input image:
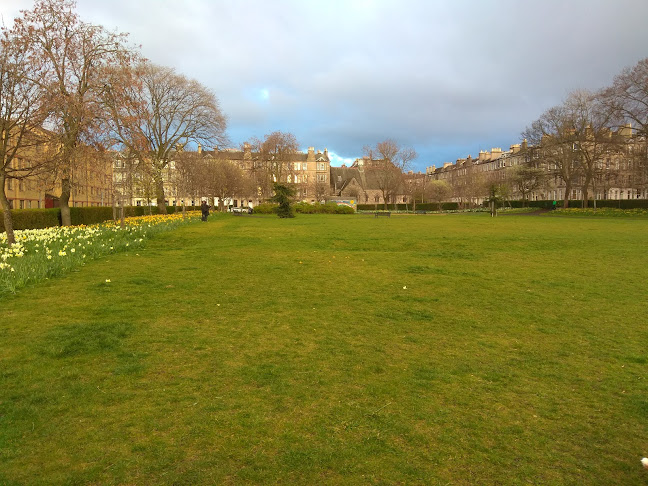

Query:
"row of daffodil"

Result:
[[0, 212, 200, 294]]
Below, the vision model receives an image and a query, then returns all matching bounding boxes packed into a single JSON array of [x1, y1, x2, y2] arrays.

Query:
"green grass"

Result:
[[1, 213, 648, 485]]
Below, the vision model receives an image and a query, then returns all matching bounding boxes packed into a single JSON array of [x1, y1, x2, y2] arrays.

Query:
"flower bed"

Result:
[[550, 208, 648, 218], [0, 212, 199, 294]]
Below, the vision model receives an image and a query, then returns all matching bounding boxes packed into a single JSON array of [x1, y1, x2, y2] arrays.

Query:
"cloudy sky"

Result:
[[2, 0, 648, 171]]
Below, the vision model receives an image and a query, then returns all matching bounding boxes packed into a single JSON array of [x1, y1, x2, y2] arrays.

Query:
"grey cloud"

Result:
[[3, 0, 648, 170]]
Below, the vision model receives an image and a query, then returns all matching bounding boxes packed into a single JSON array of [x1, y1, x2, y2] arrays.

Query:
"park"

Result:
[[1, 211, 647, 484]]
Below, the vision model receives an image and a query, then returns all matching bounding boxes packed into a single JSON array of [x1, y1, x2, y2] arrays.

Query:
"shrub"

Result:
[[0, 208, 61, 232], [294, 202, 316, 214], [293, 202, 355, 214], [504, 199, 648, 210], [70, 207, 114, 226], [334, 204, 355, 214], [251, 203, 278, 214], [357, 202, 459, 211]]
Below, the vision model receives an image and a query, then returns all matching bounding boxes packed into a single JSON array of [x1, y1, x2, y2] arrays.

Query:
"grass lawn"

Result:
[[1, 213, 647, 485]]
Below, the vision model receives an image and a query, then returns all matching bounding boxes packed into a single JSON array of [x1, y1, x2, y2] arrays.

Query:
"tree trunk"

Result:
[[119, 193, 125, 229], [0, 174, 16, 245], [60, 177, 72, 226], [155, 176, 167, 214], [563, 181, 571, 208]]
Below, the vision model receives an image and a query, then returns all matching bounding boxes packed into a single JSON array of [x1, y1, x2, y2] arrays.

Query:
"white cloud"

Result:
[[327, 152, 357, 167], [2, 0, 648, 170]]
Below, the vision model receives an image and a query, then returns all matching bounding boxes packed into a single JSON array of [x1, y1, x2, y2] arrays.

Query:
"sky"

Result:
[[2, 0, 648, 172]]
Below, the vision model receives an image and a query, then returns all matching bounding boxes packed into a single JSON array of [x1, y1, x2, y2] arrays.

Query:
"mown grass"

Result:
[[1, 213, 647, 485]]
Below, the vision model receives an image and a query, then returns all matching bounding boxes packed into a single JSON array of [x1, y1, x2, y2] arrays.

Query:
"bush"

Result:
[[0, 208, 61, 232], [294, 202, 316, 214], [504, 199, 648, 209], [293, 202, 355, 214], [334, 205, 355, 214], [251, 203, 278, 214], [69, 207, 114, 226], [357, 202, 459, 211]]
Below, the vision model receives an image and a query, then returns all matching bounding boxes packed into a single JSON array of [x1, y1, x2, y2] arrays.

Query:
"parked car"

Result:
[[229, 206, 253, 214]]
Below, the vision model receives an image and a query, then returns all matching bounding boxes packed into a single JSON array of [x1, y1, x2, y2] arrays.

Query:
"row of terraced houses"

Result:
[[5, 131, 648, 210]]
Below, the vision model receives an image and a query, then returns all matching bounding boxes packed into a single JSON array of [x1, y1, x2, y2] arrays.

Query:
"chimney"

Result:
[[198, 144, 202, 154]]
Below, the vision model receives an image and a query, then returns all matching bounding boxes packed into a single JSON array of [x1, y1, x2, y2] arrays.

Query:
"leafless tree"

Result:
[[208, 159, 251, 211], [247, 131, 299, 199], [600, 58, 648, 190], [523, 105, 583, 208], [363, 139, 417, 210], [564, 90, 620, 207], [425, 180, 451, 210], [0, 22, 51, 244], [104, 62, 228, 213], [403, 173, 426, 211], [601, 58, 648, 138], [12, 0, 139, 226], [509, 162, 547, 207]]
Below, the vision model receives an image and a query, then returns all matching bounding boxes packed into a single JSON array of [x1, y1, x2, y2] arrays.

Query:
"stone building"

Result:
[[426, 130, 648, 205], [330, 157, 422, 207], [4, 146, 113, 210], [112, 144, 331, 208]]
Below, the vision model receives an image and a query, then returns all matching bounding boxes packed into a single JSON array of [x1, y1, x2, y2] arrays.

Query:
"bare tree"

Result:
[[12, 0, 139, 226], [104, 62, 228, 213], [208, 159, 250, 211], [403, 173, 425, 211], [425, 180, 451, 210], [600, 58, 648, 190], [523, 105, 583, 208], [247, 131, 299, 199], [565, 90, 620, 207], [601, 58, 648, 138], [364, 139, 417, 210], [0, 23, 51, 244], [509, 163, 546, 206]]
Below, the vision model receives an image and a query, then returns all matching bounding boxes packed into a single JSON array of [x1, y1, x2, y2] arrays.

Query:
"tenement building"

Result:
[[427, 128, 647, 206]]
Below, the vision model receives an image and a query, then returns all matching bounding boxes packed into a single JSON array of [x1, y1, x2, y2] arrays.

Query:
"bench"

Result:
[[375, 212, 391, 218]]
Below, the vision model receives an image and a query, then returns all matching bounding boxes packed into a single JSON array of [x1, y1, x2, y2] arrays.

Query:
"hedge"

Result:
[[507, 199, 648, 209], [251, 202, 355, 215], [294, 202, 355, 214], [357, 202, 459, 211], [357, 200, 648, 212], [1, 205, 201, 233], [0, 208, 61, 232]]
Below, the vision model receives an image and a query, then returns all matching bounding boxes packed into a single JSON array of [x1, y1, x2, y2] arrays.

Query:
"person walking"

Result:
[[201, 200, 210, 221]]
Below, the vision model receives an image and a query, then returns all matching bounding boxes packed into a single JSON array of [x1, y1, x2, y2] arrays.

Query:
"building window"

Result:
[[317, 174, 326, 183], [317, 162, 326, 171]]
